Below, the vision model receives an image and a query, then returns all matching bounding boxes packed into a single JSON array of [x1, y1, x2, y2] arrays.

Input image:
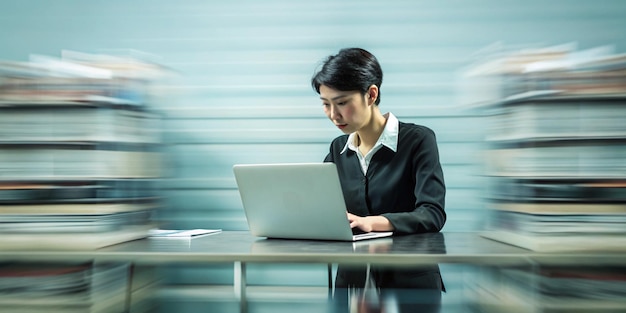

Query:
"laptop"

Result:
[[233, 163, 393, 241]]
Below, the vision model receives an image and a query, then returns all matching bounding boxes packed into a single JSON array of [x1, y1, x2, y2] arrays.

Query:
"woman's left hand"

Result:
[[347, 212, 394, 232]]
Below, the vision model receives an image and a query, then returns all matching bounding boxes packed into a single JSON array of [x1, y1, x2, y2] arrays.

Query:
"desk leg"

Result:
[[234, 261, 247, 313], [125, 262, 134, 313], [327, 263, 333, 300]]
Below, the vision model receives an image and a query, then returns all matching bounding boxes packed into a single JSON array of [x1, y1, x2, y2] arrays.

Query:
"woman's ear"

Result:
[[367, 85, 378, 104]]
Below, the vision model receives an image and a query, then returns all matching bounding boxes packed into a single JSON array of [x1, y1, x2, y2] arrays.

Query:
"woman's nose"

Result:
[[328, 104, 339, 120]]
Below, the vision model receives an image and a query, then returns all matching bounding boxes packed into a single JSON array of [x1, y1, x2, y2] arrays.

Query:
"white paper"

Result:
[[148, 228, 221, 238]]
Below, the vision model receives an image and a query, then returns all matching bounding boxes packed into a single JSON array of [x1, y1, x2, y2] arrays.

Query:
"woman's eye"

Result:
[[337, 101, 346, 106]]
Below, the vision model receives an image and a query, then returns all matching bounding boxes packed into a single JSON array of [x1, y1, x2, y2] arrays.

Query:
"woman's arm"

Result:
[[382, 128, 446, 234]]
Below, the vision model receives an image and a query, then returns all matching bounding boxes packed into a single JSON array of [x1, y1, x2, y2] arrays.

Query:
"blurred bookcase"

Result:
[[459, 44, 626, 312], [0, 51, 167, 312]]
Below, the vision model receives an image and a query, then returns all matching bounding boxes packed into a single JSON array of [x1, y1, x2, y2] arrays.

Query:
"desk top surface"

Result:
[[1, 231, 624, 266]]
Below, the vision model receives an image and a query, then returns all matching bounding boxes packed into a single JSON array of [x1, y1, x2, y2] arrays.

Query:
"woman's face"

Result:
[[319, 85, 371, 134]]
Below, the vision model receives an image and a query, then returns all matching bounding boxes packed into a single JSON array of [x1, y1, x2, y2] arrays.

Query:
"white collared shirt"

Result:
[[340, 112, 399, 174]]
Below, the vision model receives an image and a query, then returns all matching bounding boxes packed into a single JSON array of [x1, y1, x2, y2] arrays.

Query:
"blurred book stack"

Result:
[[0, 51, 166, 250], [0, 262, 132, 313], [468, 265, 626, 313], [460, 44, 626, 252]]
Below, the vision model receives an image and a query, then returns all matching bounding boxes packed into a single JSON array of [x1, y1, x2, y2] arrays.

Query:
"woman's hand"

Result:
[[347, 212, 394, 232]]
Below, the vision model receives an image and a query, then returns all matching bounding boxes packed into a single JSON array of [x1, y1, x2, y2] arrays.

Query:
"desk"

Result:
[[1, 231, 623, 265], [1, 232, 624, 313]]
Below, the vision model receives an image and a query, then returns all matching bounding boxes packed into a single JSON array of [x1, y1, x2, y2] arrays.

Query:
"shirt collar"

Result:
[[340, 112, 399, 154]]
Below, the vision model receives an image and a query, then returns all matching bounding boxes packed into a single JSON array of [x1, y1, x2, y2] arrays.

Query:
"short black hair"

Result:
[[311, 48, 383, 105]]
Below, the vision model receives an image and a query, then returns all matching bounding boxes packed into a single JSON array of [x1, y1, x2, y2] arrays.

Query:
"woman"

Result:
[[311, 48, 446, 312]]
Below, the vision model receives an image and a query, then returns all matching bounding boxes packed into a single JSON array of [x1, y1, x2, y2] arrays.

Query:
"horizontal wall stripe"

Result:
[[159, 165, 482, 190]]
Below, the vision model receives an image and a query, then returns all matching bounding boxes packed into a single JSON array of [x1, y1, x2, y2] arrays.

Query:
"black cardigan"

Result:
[[324, 122, 446, 234]]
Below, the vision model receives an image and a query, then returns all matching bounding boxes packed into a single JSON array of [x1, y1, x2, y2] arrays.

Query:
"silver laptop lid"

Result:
[[233, 163, 361, 241]]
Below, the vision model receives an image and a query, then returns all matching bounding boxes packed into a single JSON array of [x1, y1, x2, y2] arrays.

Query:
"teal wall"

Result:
[[2, 1, 625, 311], [2, 0, 625, 232]]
